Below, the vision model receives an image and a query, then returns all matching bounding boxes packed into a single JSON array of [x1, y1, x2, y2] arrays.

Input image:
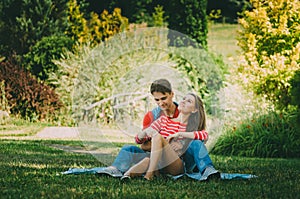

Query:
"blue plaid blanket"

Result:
[[60, 167, 258, 181]]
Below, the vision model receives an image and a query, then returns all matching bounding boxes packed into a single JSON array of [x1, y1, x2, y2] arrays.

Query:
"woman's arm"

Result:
[[166, 130, 208, 142]]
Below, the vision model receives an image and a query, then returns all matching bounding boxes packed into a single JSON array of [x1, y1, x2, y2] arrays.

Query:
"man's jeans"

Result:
[[112, 140, 213, 174], [112, 145, 149, 173], [182, 140, 213, 174]]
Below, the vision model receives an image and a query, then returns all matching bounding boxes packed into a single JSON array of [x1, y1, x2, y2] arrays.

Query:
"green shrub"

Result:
[[290, 70, 300, 128], [166, 0, 208, 48], [0, 0, 68, 56], [24, 35, 74, 83], [290, 70, 300, 108], [0, 56, 63, 121], [211, 111, 300, 158]]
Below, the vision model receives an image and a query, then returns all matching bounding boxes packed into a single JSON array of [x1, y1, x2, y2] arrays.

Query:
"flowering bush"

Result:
[[237, 0, 300, 110]]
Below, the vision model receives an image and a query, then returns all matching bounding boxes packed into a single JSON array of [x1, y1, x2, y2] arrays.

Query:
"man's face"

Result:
[[152, 91, 174, 111]]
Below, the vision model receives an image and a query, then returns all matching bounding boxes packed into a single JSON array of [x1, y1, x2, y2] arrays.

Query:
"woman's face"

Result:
[[178, 94, 197, 114]]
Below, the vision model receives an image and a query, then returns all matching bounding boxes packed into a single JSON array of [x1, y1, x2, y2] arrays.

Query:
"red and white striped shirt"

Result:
[[135, 115, 208, 144]]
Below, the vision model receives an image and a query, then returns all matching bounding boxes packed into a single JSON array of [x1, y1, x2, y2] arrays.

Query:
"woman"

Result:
[[122, 92, 208, 180]]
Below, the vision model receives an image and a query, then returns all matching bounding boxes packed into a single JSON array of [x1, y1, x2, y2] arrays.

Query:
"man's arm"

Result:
[[142, 111, 155, 129]]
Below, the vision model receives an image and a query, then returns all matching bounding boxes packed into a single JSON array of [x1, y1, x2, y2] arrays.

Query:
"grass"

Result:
[[0, 117, 50, 137], [0, 139, 299, 199], [207, 23, 241, 59]]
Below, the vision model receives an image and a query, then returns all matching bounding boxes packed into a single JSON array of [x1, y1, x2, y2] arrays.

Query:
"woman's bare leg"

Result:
[[123, 157, 150, 178], [144, 134, 184, 180]]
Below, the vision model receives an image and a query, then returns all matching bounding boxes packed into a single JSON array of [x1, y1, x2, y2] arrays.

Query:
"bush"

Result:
[[0, 56, 63, 121], [24, 35, 74, 83], [290, 70, 300, 127], [237, 0, 300, 110], [290, 70, 300, 108], [0, 0, 69, 56], [165, 0, 208, 48], [65, 0, 128, 47], [211, 111, 300, 158]]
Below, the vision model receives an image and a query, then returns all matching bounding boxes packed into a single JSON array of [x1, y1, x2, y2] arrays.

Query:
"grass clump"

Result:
[[211, 111, 300, 158]]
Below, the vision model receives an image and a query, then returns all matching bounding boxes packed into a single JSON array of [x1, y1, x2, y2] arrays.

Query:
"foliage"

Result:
[[150, 5, 167, 27], [165, 0, 208, 48], [53, 28, 226, 125], [107, 0, 153, 24], [289, 70, 300, 127], [170, 48, 227, 115], [0, 0, 69, 56], [103, 0, 208, 47], [207, 0, 252, 23], [0, 140, 300, 198], [89, 8, 128, 44], [211, 111, 300, 158], [23, 35, 75, 83], [0, 80, 9, 112], [237, 0, 300, 110], [65, 0, 89, 44], [65, 0, 128, 47], [0, 56, 63, 121], [290, 70, 300, 108]]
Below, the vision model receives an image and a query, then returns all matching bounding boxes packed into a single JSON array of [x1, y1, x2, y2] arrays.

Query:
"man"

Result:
[[96, 79, 219, 180]]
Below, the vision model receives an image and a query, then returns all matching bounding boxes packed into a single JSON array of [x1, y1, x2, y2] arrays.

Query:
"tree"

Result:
[[237, 0, 300, 109], [0, 0, 69, 56]]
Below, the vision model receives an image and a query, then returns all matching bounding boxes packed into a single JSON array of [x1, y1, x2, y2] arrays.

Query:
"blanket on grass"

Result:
[[60, 167, 258, 181]]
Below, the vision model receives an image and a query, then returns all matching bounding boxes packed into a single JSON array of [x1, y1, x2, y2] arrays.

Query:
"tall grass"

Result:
[[211, 111, 300, 158]]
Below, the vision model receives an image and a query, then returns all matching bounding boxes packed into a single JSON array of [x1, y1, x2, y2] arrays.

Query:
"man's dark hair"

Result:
[[150, 79, 172, 94]]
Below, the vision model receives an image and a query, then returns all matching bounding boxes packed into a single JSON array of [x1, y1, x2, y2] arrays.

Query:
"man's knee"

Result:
[[122, 145, 139, 151], [189, 140, 205, 150]]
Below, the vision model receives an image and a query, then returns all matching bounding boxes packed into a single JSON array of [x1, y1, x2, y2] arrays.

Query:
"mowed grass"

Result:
[[207, 23, 241, 58], [0, 139, 299, 199]]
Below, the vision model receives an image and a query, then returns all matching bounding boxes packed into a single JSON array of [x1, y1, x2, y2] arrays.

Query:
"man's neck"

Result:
[[164, 102, 176, 118]]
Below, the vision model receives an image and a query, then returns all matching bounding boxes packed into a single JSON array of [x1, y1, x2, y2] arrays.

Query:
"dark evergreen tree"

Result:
[[0, 0, 69, 56]]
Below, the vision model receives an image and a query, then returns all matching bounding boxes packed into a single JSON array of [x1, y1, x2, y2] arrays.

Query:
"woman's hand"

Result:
[[167, 133, 183, 152], [166, 132, 182, 142]]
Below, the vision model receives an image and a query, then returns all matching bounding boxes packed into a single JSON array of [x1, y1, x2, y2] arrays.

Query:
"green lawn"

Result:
[[0, 139, 299, 199], [207, 23, 241, 58]]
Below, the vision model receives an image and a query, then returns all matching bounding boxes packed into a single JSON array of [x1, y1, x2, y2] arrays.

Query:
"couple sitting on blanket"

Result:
[[97, 78, 220, 181]]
